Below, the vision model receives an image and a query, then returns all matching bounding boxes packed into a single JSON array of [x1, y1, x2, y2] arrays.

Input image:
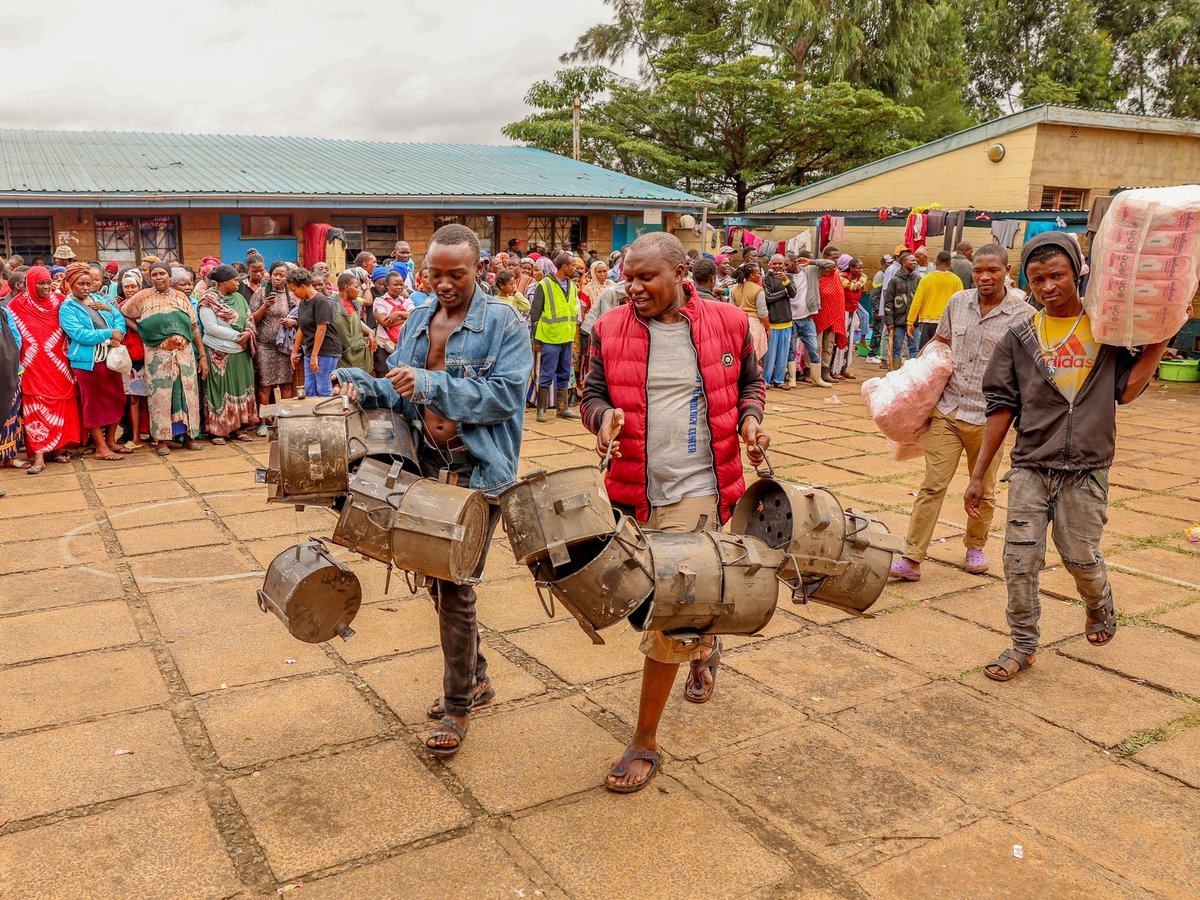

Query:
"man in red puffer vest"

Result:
[[582, 231, 769, 794]]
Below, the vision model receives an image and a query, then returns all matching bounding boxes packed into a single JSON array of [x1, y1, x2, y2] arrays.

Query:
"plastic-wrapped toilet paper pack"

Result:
[[1084, 185, 1200, 347]]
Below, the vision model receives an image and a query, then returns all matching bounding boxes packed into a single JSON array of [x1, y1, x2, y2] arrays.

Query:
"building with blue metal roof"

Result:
[[0, 129, 708, 266]]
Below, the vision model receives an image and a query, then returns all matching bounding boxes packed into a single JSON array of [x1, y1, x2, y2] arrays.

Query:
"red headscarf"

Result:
[[7, 265, 75, 399]]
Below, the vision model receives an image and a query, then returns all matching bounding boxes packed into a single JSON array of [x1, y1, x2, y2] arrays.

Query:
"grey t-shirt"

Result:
[[644, 318, 717, 506]]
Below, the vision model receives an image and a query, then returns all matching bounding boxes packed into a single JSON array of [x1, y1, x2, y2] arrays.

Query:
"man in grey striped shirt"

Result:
[[890, 243, 1034, 583]]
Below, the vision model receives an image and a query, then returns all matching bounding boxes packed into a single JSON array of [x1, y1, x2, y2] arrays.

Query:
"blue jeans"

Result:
[[792, 318, 820, 370], [304, 355, 337, 397], [890, 328, 919, 362], [764, 326, 791, 385], [538, 341, 573, 390]]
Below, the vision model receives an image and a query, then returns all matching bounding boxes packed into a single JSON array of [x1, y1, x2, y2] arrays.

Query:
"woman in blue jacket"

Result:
[[58, 263, 127, 460]]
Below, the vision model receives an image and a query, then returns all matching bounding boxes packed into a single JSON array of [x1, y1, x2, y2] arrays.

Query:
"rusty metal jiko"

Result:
[[256, 396, 366, 507], [257, 538, 362, 643], [390, 475, 490, 585], [627, 531, 786, 638], [499, 465, 615, 567], [331, 458, 409, 566], [729, 451, 902, 616]]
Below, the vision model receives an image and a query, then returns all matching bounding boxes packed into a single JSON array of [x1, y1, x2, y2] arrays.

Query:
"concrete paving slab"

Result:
[[328, 598, 441, 664], [1058, 626, 1200, 697], [87, 462, 176, 487], [1012, 765, 1200, 896], [1154, 599, 1200, 635], [474, 576, 557, 632], [127, 544, 260, 593], [230, 741, 470, 881], [105, 498, 211, 530], [697, 722, 964, 860], [511, 776, 791, 899], [445, 699, 624, 814], [835, 606, 1005, 677], [0, 470, 81, 495], [94, 480, 190, 507], [197, 673, 383, 768], [2, 646, 169, 734], [0, 790, 242, 899], [359, 642, 546, 725], [965, 650, 1193, 746], [931, 582, 1084, 645], [0, 531, 107, 575], [1, 599, 140, 665], [726, 632, 927, 713], [0, 564, 123, 615], [1038, 565, 1198, 614], [505, 620, 645, 684], [0, 508, 96, 543], [0, 708, 193, 822], [586, 670, 803, 760], [167, 618, 333, 694], [145, 577, 267, 638], [220, 506, 327, 541], [114, 518, 229, 556], [834, 682, 1101, 806], [1134, 725, 1200, 788], [854, 816, 1144, 898], [300, 832, 546, 899]]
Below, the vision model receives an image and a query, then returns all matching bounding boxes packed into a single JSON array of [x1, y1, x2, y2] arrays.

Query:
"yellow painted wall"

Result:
[[1030, 125, 1200, 208], [774, 125, 1040, 214]]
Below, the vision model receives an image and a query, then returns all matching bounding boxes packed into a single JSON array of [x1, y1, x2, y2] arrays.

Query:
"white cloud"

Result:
[[0, 0, 622, 143]]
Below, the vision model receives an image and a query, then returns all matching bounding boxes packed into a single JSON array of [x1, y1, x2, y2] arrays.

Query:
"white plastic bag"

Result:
[[105, 343, 133, 375], [1084, 184, 1200, 348], [861, 341, 953, 442]]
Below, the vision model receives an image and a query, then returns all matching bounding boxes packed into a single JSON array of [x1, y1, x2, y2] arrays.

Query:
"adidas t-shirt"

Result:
[[1037, 311, 1097, 402]]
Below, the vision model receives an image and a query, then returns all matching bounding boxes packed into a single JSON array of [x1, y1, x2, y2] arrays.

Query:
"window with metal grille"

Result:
[[434, 215, 499, 255], [331, 217, 403, 262], [1040, 187, 1088, 210], [0, 217, 54, 263], [522, 216, 588, 252], [94, 215, 182, 265]]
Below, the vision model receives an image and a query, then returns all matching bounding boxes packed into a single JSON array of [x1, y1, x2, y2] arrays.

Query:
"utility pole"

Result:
[[572, 96, 581, 161]]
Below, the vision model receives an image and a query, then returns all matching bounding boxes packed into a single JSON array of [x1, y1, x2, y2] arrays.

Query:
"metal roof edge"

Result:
[[748, 103, 1200, 212], [0, 192, 709, 212]]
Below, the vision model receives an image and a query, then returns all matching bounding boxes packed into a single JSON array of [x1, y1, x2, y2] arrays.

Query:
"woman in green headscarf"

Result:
[[120, 261, 207, 456], [197, 264, 259, 443]]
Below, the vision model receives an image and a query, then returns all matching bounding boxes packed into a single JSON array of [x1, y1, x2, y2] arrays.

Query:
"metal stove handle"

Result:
[[754, 447, 775, 479], [312, 395, 354, 416]]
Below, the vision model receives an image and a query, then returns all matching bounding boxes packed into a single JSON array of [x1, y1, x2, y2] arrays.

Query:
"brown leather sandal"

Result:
[[984, 648, 1035, 682], [605, 746, 663, 794], [684, 638, 722, 704]]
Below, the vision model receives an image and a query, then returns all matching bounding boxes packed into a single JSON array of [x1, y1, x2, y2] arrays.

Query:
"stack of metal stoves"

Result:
[[497, 453, 903, 647], [254, 397, 490, 643]]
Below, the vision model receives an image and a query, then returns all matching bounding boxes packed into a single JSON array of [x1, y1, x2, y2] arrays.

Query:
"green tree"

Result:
[[505, 49, 920, 210], [1101, 0, 1200, 116], [954, 0, 1120, 116]]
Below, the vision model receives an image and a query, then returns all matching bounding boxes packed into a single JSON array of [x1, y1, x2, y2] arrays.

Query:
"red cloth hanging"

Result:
[[303, 223, 332, 269], [903, 213, 927, 252]]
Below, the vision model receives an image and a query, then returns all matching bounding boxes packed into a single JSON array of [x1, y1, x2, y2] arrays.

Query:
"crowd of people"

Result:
[[0, 222, 1163, 789]]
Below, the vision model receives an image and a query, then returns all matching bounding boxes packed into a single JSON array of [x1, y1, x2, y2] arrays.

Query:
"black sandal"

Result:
[[426, 716, 467, 758], [605, 746, 663, 794], [1086, 598, 1118, 645], [427, 679, 495, 720], [984, 648, 1036, 682], [684, 638, 722, 704]]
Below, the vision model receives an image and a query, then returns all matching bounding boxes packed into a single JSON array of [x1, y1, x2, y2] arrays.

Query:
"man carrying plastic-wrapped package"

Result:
[[333, 224, 534, 756], [583, 231, 768, 794], [964, 232, 1170, 682], [889, 244, 1033, 583]]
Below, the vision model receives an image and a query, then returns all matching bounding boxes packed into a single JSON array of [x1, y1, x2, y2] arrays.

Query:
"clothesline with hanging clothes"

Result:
[[722, 208, 1088, 254]]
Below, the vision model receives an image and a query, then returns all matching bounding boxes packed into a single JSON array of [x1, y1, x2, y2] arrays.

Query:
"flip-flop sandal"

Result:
[[984, 648, 1035, 682], [427, 680, 495, 720], [112, 446, 133, 454], [5, 459, 30, 469], [426, 716, 468, 758], [1086, 599, 1118, 645], [95, 455, 123, 462], [234, 433, 254, 442], [51, 452, 73, 464], [210, 437, 227, 446], [605, 746, 663, 794], [26, 463, 45, 475], [157, 445, 171, 457], [684, 638, 723, 704]]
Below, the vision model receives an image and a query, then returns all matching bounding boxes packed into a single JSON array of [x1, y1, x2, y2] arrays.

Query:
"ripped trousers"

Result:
[[1002, 466, 1113, 655]]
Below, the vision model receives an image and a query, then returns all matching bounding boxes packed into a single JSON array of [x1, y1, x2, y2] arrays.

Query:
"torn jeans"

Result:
[[1002, 467, 1113, 655]]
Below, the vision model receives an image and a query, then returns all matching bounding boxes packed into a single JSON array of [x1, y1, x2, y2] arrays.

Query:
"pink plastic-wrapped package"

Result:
[[861, 341, 953, 444], [1084, 185, 1200, 347]]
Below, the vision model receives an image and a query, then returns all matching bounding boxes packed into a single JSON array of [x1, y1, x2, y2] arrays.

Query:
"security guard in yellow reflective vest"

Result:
[[529, 252, 580, 423]]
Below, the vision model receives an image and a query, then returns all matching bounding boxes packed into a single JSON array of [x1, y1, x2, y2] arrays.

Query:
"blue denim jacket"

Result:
[[336, 286, 533, 496]]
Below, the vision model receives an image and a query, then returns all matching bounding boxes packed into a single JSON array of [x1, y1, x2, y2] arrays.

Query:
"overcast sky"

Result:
[[4, 0, 624, 144]]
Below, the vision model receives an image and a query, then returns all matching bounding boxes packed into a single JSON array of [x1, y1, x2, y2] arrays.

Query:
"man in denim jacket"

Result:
[[334, 223, 533, 758]]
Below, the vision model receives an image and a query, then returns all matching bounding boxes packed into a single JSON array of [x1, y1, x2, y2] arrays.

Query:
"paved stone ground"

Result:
[[3, 373, 1200, 899]]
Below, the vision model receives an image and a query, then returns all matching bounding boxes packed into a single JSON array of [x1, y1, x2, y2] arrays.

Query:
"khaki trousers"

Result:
[[638, 494, 719, 664], [903, 408, 1001, 563]]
